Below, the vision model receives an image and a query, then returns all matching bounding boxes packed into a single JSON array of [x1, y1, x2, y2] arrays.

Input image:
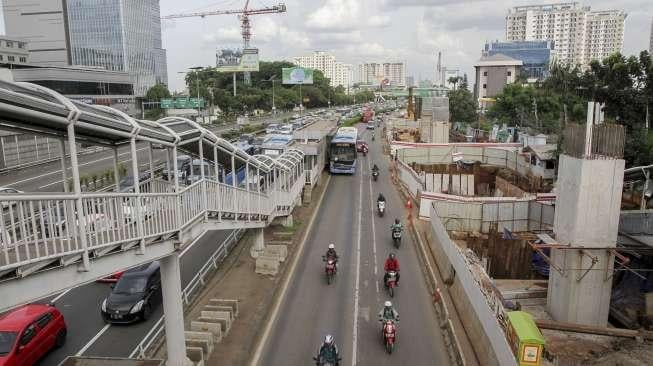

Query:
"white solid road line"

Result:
[[249, 174, 332, 366], [367, 158, 378, 277], [76, 323, 111, 356], [9, 147, 149, 187], [38, 159, 161, 189], [352, 169, 363, 366], [49, 288, 72, 304]]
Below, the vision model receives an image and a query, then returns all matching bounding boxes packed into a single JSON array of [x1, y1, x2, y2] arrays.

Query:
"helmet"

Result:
[[328, 243, 335, 249], [395, 218, 400, 224], [389, 253, 396, 259], [324, 334, 334, 345], [384, 301, 392, 307]]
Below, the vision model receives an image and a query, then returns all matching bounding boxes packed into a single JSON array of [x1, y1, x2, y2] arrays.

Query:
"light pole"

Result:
[[261, 75, 277, 115], [189, 66, 203, 122]]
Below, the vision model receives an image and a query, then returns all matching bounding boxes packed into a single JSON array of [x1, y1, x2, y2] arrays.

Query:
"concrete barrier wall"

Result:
[[427, 204, 516, 366], [397, 160, 424, 198]]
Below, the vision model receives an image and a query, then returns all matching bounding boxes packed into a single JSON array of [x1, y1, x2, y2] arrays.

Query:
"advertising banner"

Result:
[[282, 67, 314, 85], [216, 48, 260, 72]]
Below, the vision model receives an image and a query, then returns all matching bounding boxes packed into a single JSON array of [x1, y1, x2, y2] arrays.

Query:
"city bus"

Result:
[[329, 127, 358, 174]]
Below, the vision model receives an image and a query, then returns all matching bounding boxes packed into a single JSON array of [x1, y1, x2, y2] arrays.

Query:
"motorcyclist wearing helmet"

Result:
[[391, 218, 403, 233], [377, 192, 386, 204], [372, 164, 380, 173], [378, 300, 400, 322], [383, 253, 400, 285], [325, 243, 338, 262], [316, 334, 340, 365]]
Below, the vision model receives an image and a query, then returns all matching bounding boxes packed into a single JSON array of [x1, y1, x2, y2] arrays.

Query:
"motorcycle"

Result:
[[377, 200, 385, 217], [381, 319, 397, 354], [313, 355, 341, 366], [372, 170, 379, 181], [322, 256, 337, 285], [372, 134, 375, 141], [362, 147, 368, 157], [385, 270, 398, 297], [392, 228, 402, 248]]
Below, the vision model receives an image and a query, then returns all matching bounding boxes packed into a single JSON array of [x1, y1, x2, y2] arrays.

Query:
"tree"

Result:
[[448, 86, 477, 123], [144, 83, 171, 120]]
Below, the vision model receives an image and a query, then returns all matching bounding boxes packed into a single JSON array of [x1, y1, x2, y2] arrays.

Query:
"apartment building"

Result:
[[0, 37, 29, 65], [293, 51, 351, 89], [358, 62, 405, 87], [506, 3, 626, 68]]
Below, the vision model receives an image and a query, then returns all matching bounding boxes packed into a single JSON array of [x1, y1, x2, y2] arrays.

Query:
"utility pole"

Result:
[[532, 98, 539, 129], [189, 66, 203, 122]]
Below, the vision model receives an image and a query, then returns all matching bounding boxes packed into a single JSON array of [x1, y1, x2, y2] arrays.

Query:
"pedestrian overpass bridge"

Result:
[[0, 80, 306, 364]]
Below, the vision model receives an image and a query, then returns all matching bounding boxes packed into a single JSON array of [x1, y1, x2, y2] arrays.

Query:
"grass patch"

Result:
[[341, 115, 362, 127]]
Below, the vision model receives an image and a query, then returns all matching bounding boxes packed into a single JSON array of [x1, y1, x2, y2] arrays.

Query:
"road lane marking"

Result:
[[38, 160, 162, 189], [76, 323, 111, 356], [250, 174, 332, 365], [352, 169, 363, 366], [367, 158, 378, 277], [9, 147, 150, 187], [49, 288, 72, 304]]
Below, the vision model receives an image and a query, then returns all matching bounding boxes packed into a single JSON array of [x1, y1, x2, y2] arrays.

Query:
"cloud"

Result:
[[202, 27, 242, 44], [305, 0, 390, 32]]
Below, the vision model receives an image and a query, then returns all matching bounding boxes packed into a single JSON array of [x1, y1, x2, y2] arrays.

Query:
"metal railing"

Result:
[[128, 228, 246, 359], [0, 174, 302, 274]]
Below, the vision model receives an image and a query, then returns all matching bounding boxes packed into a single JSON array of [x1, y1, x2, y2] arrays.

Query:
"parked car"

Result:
[[0, 304, 67, 366], [0, 187, 24, 209], [100, 261, 161, 323], [277, 125, 293, 135]]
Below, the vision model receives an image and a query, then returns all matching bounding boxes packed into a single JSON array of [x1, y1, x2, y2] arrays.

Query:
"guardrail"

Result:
[[129, 228, 246, 359]]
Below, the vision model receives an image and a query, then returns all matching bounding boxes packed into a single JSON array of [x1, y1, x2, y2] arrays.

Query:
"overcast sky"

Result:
[[2, 1, 652, 91]]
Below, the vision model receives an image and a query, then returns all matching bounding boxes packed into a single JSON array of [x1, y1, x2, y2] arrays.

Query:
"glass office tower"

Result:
[[66, 0, 167, 96], [483, 41, 554, 81]]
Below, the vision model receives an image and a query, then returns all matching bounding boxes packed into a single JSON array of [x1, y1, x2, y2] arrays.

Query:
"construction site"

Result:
[[388, 95, 653, 365]]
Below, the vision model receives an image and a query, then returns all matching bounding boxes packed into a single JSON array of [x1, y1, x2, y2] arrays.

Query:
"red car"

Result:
[[97, 270, 125, 283], [356, 140, 369, 153], [0, 304, 67, 366]]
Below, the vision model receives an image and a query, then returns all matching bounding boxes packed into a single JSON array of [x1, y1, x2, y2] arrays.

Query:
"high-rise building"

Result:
[[506, 3, 626, 68], [293, 51, 351, 89], [3, 0, 167, 96], [406, 76, 415, 87], [474, 54, 522, 106], [358, 62, 405, 86], [649, 17, 653, 55], [484, 40, 555, 81]]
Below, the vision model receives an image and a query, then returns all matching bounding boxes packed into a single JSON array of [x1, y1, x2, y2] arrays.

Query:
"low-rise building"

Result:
[[483, 40, 554, 81], [474, 54, 522, 108], [0, 37, 29, 65], [523, 144, 556, 180]]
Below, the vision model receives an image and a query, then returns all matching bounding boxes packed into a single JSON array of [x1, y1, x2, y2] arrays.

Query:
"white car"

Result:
[[266, 123, 280, 134], [0, 187, 24, 209], [277, 125, 293, 135]]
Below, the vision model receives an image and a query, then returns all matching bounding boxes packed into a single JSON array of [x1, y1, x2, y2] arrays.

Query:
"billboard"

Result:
[[282, 67, 314, 85], [215, 48, 260, 72]]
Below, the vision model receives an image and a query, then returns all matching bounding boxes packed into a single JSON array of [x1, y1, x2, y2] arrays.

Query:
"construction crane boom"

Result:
[[162, 3, 286, 20]]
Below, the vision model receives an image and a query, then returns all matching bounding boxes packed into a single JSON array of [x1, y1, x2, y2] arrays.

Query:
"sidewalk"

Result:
[[182, 173, 329, 365]]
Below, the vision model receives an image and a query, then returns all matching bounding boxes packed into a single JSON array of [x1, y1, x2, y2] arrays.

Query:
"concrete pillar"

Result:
[[250, 227, 265, 258], [547, 154, 624, 326], [113, 148, 120, 192], [160, 253, 188, 366], [281, 214, 293, 228]]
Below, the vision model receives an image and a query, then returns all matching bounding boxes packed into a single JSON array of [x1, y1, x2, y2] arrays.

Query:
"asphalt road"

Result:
[[35, 229, 233, 366], [260, 125, 450, 365]]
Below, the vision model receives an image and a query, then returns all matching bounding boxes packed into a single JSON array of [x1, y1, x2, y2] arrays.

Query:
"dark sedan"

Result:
[[100, 261, 161, 324]]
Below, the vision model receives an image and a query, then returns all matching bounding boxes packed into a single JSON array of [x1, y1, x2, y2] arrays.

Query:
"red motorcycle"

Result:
[[323, 256, 337, 285], [381, 319, 397, 354]]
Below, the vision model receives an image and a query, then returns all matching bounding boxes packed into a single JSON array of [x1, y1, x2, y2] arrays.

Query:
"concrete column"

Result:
[[67, 123, 90, 270], [130, 137, 145, 253], [547, 154, 625, 326], [113, 148, 120, 192], [160, 253, 188, 366], [250, 227, 265, 258]]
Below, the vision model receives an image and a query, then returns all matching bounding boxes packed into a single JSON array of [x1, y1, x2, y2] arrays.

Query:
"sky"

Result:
[[1, 1, 652, 92]]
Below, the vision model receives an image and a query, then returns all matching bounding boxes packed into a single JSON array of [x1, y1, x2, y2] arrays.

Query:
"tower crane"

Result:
[[163, 2, 287, 85]]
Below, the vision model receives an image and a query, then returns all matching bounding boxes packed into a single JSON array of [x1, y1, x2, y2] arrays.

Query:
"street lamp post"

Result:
[[189, 66, 203, 122], [261, 76, 277, 116]]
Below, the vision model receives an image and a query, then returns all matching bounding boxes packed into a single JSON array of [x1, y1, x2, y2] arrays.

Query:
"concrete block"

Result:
[[209, 298, 239, 317], [265, 245, 288, 262], [200, 310, 232, 334], [203, 305, 236, 320], [186, 338, 212, 357], [185, 330, 214, 344], [256, 255, 280, 275], [186, 346, 204, 364], [190, 321, 222, 343]]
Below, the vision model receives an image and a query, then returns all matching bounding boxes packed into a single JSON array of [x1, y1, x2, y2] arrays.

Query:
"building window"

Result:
[[483, 71, 488, 76], [7, 56, 15, 62], [19, 57, 26, 63], [0, 55, 3, 61], [18, 43, 25, 49], [507, 71, 512, 76], [5, 41, 13, 48], [483, 84, 487, 89]]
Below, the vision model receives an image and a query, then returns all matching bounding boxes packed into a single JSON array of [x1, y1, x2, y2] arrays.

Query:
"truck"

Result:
[[362, 105, 375, 123]]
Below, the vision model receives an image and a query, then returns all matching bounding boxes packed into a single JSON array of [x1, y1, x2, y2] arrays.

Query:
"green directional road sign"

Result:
[[160, 98, 205, 109], [160, 98, 174, 109]]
